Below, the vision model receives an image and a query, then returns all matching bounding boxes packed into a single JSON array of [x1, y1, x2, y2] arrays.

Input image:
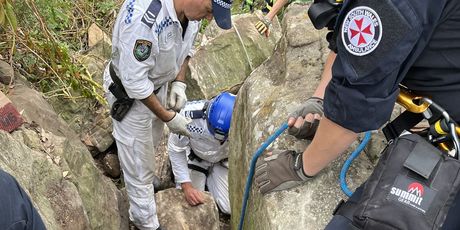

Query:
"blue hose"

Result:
[[340, 131, 372, 197], [238, 122, 289, 230]]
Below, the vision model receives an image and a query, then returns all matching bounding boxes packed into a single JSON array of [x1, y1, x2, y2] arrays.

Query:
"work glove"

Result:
[[255, 16, 272, 37], [288, 97, 324, 140], [169, 81, 187, 112], [166, 112, 192, 137], [255, 150, 313, 194]]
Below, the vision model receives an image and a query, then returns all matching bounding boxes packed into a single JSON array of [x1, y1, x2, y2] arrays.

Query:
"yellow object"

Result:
[[396, 89, 430, 113], [434, 120, 448, 135], [396, 88, 459, 153], [255, 19, 270, 35]]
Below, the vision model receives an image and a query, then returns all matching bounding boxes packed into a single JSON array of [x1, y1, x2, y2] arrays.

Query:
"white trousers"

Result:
[[105, 68, 167, 230], [189, 160, 230, 214]]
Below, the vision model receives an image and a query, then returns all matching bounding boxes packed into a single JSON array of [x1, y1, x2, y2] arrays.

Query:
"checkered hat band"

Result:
[[214, 0, 231, 9]]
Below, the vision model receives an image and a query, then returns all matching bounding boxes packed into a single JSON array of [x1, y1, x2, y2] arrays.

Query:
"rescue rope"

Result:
[[238, 122, 288, 230], [233, 22, 254, 70], [238, 124, 372, 229], [340, 131, 372, 197]]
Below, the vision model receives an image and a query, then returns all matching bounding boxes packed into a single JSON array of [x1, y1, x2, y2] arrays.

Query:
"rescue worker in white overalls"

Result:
[[103, 0, 233, 229], [168, 92, 236, 215]]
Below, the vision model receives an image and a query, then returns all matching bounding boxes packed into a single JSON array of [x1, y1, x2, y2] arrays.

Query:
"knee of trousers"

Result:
[[215, 195, 231, 215]]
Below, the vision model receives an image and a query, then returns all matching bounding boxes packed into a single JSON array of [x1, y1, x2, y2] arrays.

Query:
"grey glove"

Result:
[[288, 97, 324, 140], [255, 150, 313, 194], [166, 112, 192, 137]]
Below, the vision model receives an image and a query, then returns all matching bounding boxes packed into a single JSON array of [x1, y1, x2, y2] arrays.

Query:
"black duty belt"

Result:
[[188, 149, 203, 162], [188, 149, 228, 164], [187, 164, 208, 176]]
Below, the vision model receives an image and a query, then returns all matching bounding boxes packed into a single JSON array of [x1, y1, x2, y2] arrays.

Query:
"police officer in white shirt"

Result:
[[103, 0, 233, 228], [168, 92, 236, 215]]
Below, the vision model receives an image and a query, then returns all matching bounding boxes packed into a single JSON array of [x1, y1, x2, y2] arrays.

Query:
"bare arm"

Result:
[[303, 117, 358, 176], [141, 94, 175, 122], [175, 56, 190, 82], [300, 51, 353, 175], [266, 0, 289, 21]]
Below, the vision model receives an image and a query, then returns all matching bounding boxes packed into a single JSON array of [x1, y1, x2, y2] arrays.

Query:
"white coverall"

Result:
[[168, 101, 231, 214], [103, 0, 199, 229]]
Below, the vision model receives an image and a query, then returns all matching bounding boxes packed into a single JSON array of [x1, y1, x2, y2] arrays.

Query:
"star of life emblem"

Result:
[[342, 6, 382, 56]]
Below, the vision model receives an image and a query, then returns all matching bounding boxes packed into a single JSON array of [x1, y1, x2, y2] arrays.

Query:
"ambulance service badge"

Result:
[[342, 6, 382, 56]]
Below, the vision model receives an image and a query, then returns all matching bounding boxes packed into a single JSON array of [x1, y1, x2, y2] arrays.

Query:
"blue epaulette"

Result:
[[141, 0, 161, 28]]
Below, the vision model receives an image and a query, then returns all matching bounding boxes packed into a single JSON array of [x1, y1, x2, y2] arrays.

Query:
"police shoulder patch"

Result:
[[133, 39, 152, 62], [141, 0, 162, 28], [341, 6, 382, 56]]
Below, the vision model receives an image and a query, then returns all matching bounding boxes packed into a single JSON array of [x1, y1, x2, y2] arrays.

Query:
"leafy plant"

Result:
[[0, 0, 17, 31], [0, 0, 112, 106]]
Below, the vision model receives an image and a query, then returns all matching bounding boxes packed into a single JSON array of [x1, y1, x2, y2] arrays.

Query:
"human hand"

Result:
[[169, 81, 187, 112], [255, 150, 313, 194], [287, 97, 323, 140], [165, 112, 192, 137], [181, 182, 205, 206], [255, 16, 271, 37]]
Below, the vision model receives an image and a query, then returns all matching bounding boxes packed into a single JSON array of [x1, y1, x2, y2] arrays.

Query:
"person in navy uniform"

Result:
[[0, 169, 46, 230], [103, 0, 233, 229], [254, 0, 460, 228]]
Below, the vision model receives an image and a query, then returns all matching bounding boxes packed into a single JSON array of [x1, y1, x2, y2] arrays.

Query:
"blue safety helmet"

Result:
[[206, 92, 236, 141]]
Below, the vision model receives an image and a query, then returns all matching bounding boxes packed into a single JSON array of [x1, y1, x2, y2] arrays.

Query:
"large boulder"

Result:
[[0, 126, 123, 230], [8, 82, 78, 139], [0, 60, 14, 84], [228, 4, 375, 229], [156, 188, 220, 230], [3, 74, 124, 229], [187, 13, 282, 100], [153, 128, 175, 191]]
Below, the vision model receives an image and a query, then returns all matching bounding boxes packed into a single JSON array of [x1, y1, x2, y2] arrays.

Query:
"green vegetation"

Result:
[[0, 0, 122, 105], [0, 0, 306, 106]]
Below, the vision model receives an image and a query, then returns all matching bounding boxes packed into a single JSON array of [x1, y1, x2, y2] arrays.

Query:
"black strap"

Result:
[[187, 164, 208, 176], [218, 158, 229, 169], [188, 149, 203, 162], [109, 63, 124, 91], [185, 110, 205, 119], [308, 0, 341, 30], [184, 102, 208, 119], [382, 111, 424, 141], [334, 199, 359, 220], [110, 62, 161, 95]]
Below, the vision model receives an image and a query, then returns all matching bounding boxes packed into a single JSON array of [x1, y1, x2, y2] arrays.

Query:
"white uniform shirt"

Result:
[[106, 0, 199, 99], [168, 101, 230, 184]]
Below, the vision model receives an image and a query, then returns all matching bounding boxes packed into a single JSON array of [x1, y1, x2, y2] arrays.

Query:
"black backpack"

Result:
[[350, 134, 460, 229]]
